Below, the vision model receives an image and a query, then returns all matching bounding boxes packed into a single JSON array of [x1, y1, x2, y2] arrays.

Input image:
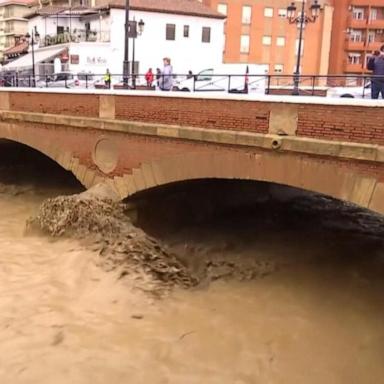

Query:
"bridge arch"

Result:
[[0, 126, 99, 188], [118, 151, 383, 215]]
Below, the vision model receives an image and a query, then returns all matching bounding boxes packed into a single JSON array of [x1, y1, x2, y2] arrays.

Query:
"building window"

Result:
[[278, 8, 287, 18], [276, 37, 285, 46], [368, 31, 375, 43], [240, 34, 250, 53], [348, 52, 361, 64], [166, 24, 176, 40], [352, 7, 364, 20], [262, 35, 272, 45], [370, 8, 378, 21], [242, 6, 252, 24], [274, 64, 284, 73], [350, 29, 363, 42], [217, 3, 227, 15], [202, 27, 211, 43], [183, 25, 189, 38], [295, 38, 304, 56], [264, 7, 273, 17]]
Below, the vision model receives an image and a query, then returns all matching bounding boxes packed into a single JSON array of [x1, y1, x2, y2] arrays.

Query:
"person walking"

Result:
[[158, 57, 173, 91], [145, 68, 154, 88], [367, 45, 384, 99], [104, 69, 111, 89], [155, 68, 161, 89]]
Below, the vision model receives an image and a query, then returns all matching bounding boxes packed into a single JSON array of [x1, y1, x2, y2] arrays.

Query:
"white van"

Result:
[[174, 64, 268, 94]]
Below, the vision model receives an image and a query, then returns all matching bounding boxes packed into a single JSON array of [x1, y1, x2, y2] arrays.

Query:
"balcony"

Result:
[[348, 17, 368, 29], [366, 40, 384, 51], [367, 19, 384, 29], [351, 0, 384, 6], [39, 30, 110, 48], [344, 62, 364, 73], [344, 40, 365, 50]]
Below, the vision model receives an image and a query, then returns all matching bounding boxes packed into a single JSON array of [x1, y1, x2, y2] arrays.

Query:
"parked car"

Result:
[[174, 65, 268, 93], [327, 82, 371, 98], [36, 72, 95, 89]]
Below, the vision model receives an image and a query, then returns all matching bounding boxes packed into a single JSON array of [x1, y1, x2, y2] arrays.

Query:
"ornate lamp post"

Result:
[[131, 18, 145, 89], [286, 0, 321, 95], [25, 27, 40, 88], [123, 0, 130, 86]]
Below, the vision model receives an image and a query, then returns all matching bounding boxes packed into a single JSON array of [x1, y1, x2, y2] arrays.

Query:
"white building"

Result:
[[2, 0, 225, 79]]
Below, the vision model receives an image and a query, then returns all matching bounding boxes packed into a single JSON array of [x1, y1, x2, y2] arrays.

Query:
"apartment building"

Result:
[[0, 0, 34, 63], [328, 0, 384, 76], [202, 0, 334, 76]]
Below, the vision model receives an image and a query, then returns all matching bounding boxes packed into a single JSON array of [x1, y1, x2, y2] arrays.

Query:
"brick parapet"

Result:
[[0, 91, 382, 146]]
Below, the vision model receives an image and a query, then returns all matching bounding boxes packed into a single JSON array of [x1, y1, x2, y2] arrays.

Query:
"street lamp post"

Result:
[[123, 0, 130, 86], [25, 27, 40, 88], [286, 0, 321, 95], [131, 18, 145, 89]]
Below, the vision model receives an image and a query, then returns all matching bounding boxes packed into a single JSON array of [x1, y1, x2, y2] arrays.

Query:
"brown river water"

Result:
[[0, 140, 384, 384]]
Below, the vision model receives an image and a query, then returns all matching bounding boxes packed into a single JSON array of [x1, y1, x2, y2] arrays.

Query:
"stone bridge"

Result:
[[0, 89, 383, 215]]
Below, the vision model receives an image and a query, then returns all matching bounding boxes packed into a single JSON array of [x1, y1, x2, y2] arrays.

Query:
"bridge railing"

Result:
[[0, 72, 381, 99]]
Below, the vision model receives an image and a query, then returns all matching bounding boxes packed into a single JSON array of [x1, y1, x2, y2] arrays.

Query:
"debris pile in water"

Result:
[[26, 183, 278, 294], [26, 186, 199, 292]]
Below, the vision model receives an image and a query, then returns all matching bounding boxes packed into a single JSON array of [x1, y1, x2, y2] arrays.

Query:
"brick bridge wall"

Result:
[[0, 90, 383, 214], [3, 91, 384, 145]]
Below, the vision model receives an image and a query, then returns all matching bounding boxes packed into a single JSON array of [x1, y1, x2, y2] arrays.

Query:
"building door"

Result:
[[57, 26, 64, 36]]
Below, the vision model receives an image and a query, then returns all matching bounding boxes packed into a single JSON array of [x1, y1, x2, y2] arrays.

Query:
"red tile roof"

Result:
[[25, 0, 224, 20], [4, 41, 28, 56], [25, 5, 100, 18], [101, 0, 224, 19], [0, 0, 35, 5]]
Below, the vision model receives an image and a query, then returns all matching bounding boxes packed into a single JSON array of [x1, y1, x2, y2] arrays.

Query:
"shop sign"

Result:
[[70, 54, 79, 64], [86, 56, 107, 66]]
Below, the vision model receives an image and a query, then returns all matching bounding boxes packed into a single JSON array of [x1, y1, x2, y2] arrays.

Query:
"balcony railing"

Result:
[[348, 17, 368, 29], [367, 19, 384, 29], [367, 40, 384, 50], [345, 38, 384, 51], [345, 40, 365, 50], [344, 62, 364, 73], [39, 30, 110, 47]]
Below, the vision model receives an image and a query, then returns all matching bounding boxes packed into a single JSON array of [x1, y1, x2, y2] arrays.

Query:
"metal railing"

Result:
[[0, 72, 382, 99], [40, 30, 111, 47]]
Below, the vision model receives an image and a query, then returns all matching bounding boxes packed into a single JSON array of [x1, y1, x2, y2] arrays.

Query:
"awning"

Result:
[[2, 46, 67, 71]]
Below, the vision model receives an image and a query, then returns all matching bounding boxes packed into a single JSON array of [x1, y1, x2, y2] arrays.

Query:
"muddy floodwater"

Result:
[[1, 142, 384, 384]]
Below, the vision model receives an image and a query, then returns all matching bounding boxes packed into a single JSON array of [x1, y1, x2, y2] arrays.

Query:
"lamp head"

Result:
[[138, 19, 145, 34], [287, 2, 296, 20], [310, 0, 321, 19]]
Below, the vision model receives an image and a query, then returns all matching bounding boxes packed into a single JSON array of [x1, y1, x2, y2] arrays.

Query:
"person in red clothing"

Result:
[[145, 68, 154, 88]]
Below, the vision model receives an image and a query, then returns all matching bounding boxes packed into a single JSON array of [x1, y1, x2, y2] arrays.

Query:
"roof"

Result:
[[100, 0, 225, 19], [0, 0, 35, 6], [25, 0, 225, 19], [25, 5, 100, 18], [3, 45, 67, 69], [4, 40, 28, 56]]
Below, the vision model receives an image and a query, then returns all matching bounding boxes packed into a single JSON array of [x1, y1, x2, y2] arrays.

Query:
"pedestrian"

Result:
[[145, 68, 154, 88], [367, 46, 384, 99], [155, 68, 161, 89], [158, 57, 173, 91], [104, 68, 111, 89], [187, 70, 193, 79]]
